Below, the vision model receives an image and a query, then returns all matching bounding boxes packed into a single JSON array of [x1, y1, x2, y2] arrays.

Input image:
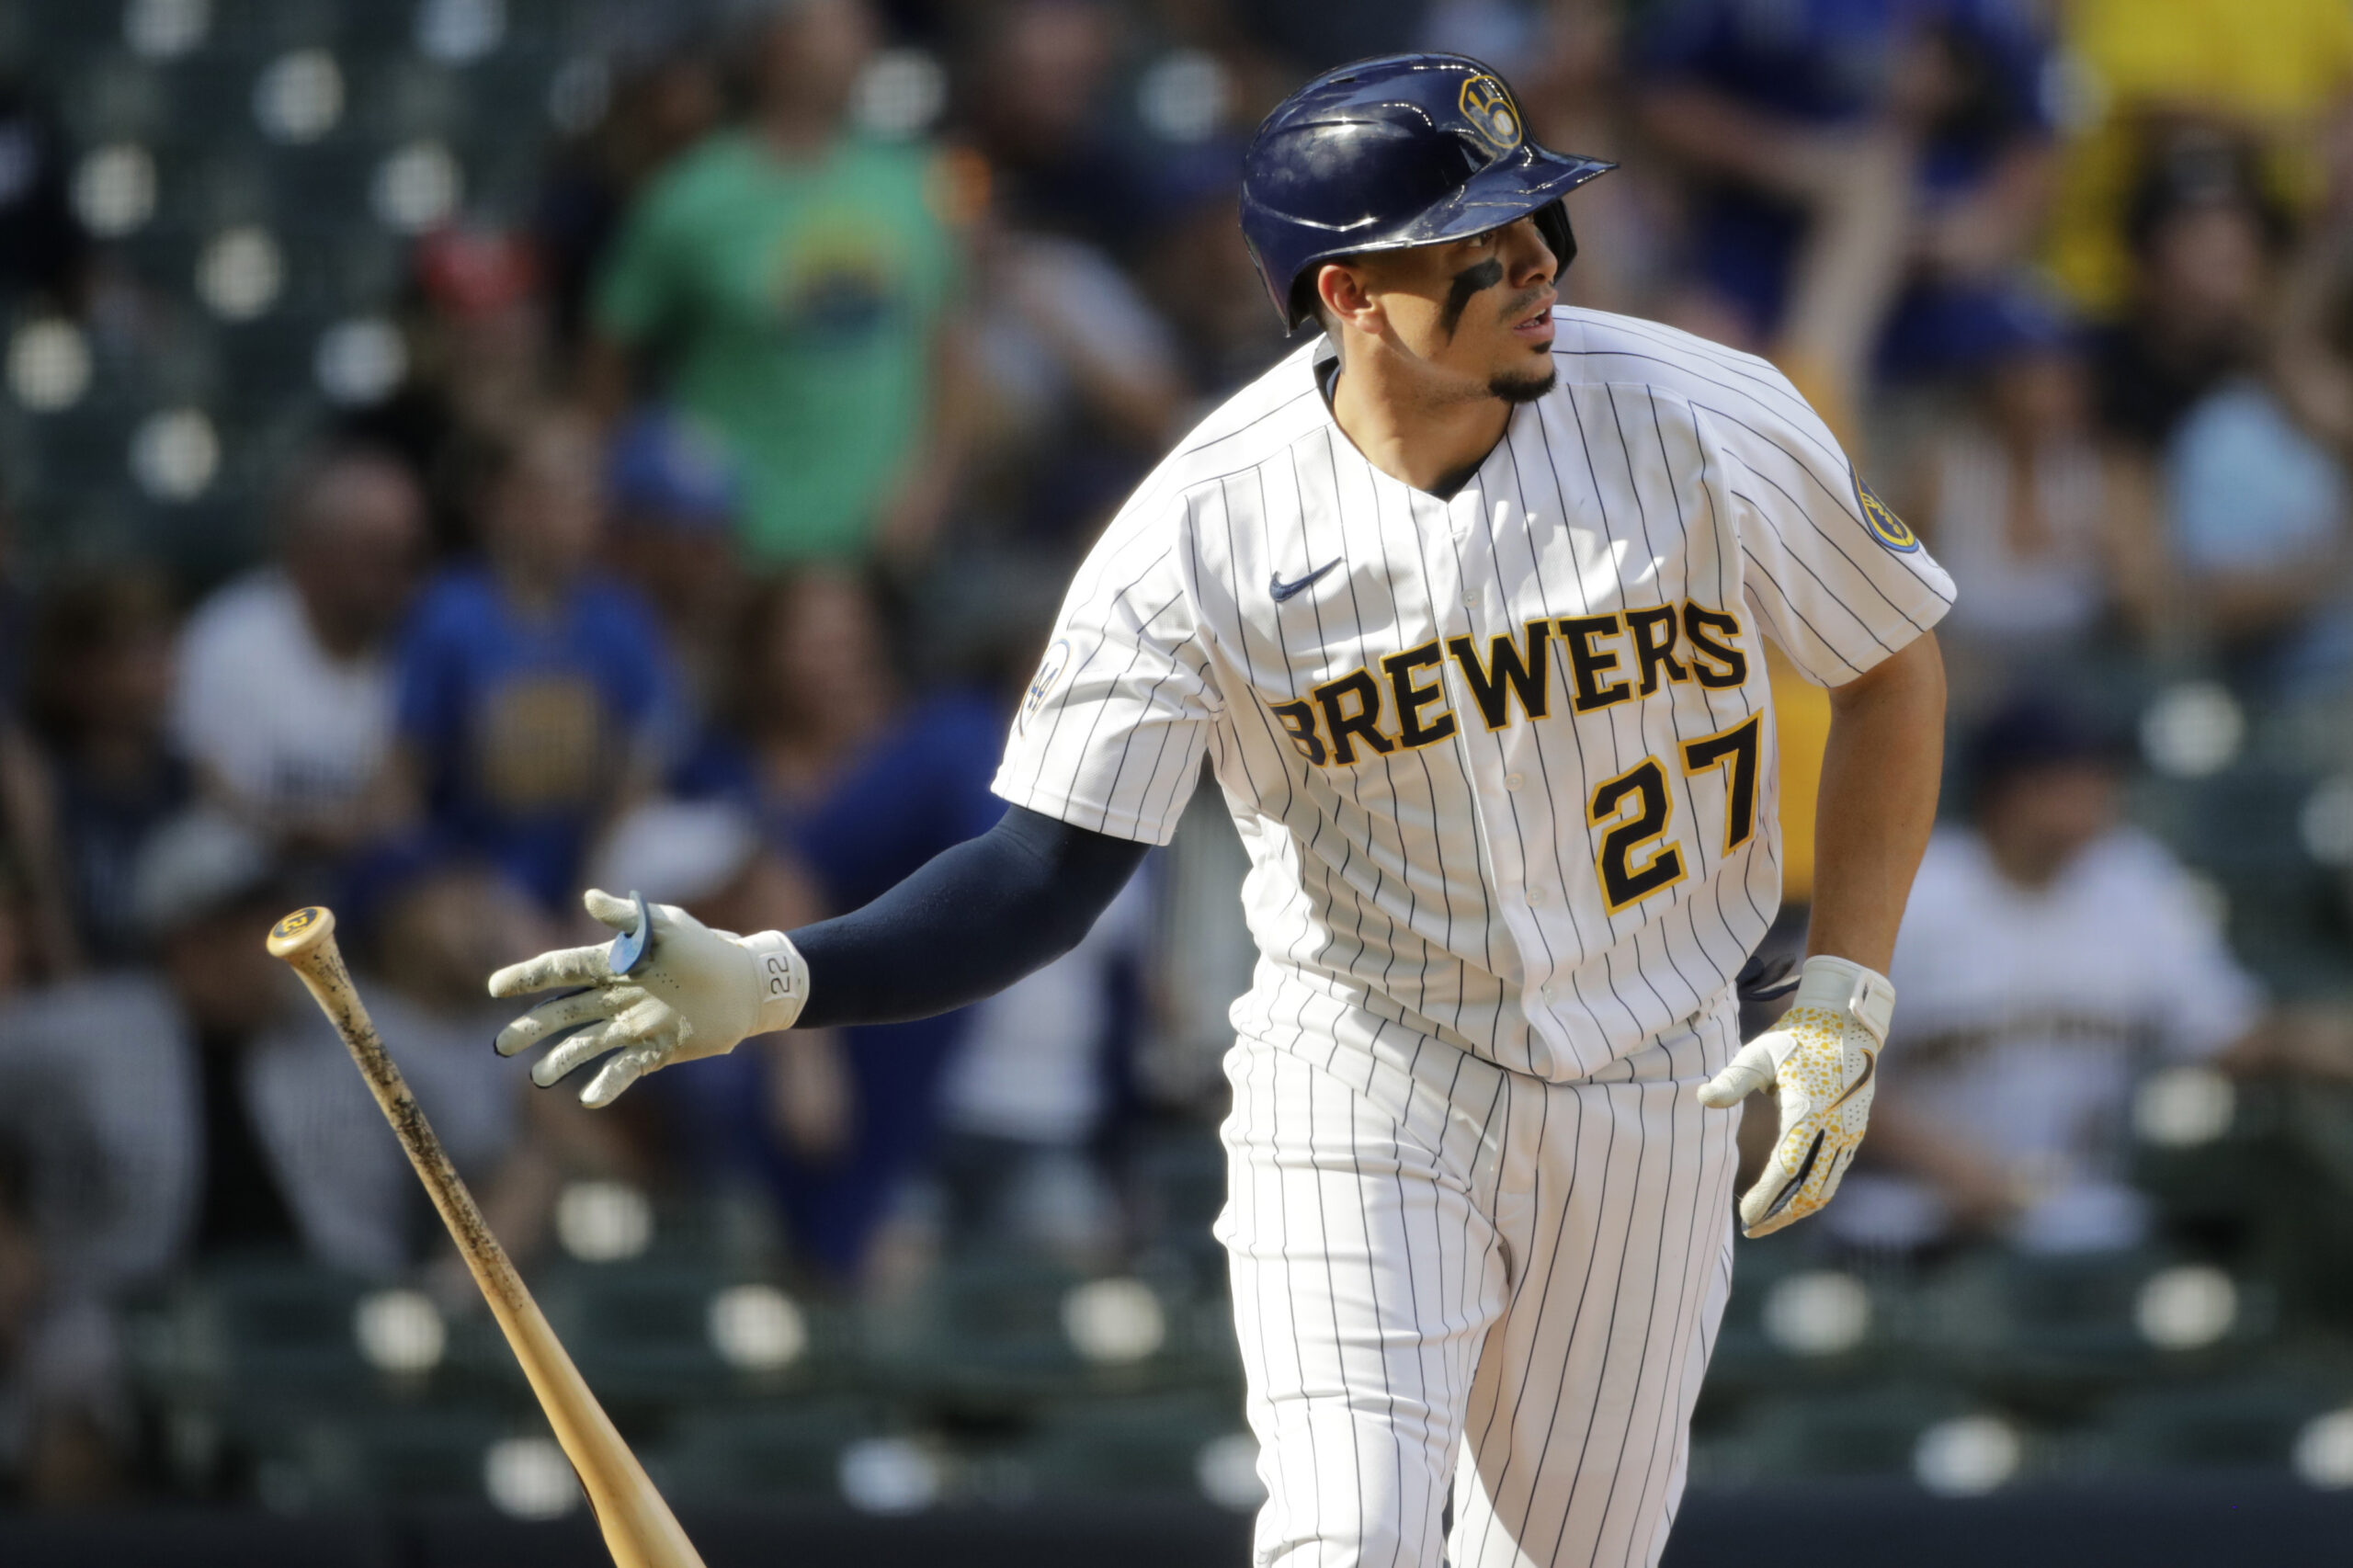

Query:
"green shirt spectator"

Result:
[[595, 130, 956, 564]]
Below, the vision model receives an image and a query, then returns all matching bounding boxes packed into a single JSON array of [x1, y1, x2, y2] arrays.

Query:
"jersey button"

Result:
[[1461, 588, 1479, 607], [1526, 886, 1550, 907], [1504, 772, 1525, 791]]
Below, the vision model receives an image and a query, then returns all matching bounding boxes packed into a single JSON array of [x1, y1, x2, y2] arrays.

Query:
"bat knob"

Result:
[[267, 905, 337, 960]]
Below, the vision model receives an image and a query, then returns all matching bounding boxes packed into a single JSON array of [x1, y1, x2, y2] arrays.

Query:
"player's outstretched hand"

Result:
[[1696, 954, 1893, 1238], [490, 889, 809, 1108]]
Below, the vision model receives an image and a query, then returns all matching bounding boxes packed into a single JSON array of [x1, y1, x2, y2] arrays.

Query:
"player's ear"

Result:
[[1316, 261, 1380, 336]]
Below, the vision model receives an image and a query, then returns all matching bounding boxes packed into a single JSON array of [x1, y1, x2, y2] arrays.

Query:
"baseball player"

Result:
[[490, 54, 1950, 1568]]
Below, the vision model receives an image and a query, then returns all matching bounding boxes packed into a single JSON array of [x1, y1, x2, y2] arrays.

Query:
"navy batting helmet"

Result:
[[1240, 54, 1616, 329]]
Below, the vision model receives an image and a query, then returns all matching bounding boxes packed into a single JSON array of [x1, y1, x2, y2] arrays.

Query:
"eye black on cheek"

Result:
[[1438, 257, 1506, 341]]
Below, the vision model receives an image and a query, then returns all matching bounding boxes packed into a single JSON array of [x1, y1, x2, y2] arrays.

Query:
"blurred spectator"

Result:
[[681, 570, 1005, 1284], [1506, 0, 1675, 317], [1634, 0, 2055, 426], [587, 0, 971, 569], [535, 26, 726, 354], [0, 502, 72, 985], [961, 167, 1186, 551], [604, 407, 748, 728], [0, 817, 293, 1503], [367, 864, 614, 1306], [25, 569, 189, 969], [2046, 0, 2353, 315], [2167, 148, 2353, 688], [2092, 135, 2283, 453], [341, 228, 557, 557], [1904, 290, 2164, 708], [173, 446, 426, 866], [586, 800, 853, 1210], [2110, 136, 2353, 684], [935, 867, 1152, 1267], [0, 819, 569, 1485], [958, 0, 1149, 256], [1133, 142, 1291, 403], [1835, 699, 2264, 1256], [0, 78, 89, 314], [392, 408, 682, 913], [2165, 376, 2353, 684]]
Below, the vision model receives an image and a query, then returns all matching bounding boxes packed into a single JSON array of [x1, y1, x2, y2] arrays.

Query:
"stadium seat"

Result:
[[863, 1256, 1199, 1408], [2093, 1376, 2353, 1473], [538, 1262, 852, 1406], [999, 1391, 1252, 1501], [649, 1400, 896, 1504], [1699, 1236, 1900, 1401], [2131, 1072, 2281, 1230], [1926, 1247, 2275, 1401], [152, 1259, 382, 1402], [243, 1403, 517, 1509], [1716, 1384, 1977, 1483]]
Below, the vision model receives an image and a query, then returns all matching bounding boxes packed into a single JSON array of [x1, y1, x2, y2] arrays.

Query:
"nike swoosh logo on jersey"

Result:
[[1270, 561, 1341, 602]]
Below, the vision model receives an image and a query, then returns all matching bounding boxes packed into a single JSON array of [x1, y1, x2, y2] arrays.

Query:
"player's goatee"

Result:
[[1490, 366, 1557, 404]]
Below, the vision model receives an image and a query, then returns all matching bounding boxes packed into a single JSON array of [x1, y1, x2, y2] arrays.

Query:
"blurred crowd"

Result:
[[4, 0, 2353, 1512]]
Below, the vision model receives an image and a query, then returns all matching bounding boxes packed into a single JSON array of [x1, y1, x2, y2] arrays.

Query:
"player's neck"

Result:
[[1326, 346, 1512, 499]]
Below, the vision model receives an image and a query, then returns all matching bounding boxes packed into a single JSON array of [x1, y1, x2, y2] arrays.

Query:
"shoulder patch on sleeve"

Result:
[[1852, 472, 1919, 554], [1017, 638, 1074, 734]]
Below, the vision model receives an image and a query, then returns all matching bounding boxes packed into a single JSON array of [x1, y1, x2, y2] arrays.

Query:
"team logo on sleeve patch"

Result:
[[1853, 473, 1920, 554], [1017, 638, 1074, 734]]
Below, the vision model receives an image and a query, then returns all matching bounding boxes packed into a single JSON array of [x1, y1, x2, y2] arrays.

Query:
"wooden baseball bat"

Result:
[[267, 906, 705, 1568]]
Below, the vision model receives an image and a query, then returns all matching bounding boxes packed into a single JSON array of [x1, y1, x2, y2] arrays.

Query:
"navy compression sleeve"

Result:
[[787, 804, 1151, 1028]]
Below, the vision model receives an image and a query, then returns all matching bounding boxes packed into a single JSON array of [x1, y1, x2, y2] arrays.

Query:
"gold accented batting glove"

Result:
[[490, 888, 808, 1108], [1697, 954, 1893, 1238]]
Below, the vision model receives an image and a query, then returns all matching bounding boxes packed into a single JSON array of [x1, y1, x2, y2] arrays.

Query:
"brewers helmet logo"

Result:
[[1459, 74, 1521, 152], [1853, 472, 1920, 554]]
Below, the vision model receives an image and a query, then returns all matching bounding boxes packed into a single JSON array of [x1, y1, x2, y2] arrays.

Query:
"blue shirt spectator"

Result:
[[2166, 377, 2353, 687], [394, 412, 681, 911], [397, 566, 677, 910]]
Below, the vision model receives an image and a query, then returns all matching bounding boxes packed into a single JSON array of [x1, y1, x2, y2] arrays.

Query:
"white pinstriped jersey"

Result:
[[994, 306, 1954, 1082]]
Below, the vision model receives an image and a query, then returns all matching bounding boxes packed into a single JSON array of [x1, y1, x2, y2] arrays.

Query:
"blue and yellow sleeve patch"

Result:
[[1852, 472, 1919, 554]]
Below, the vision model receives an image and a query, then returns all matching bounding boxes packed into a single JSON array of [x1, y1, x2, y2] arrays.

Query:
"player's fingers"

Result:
[[582, 1037, 673, 1108], [493, 987, 623, 1057], [488, 943, 613, 998], [591, 994, 675, 1051], [582, 887, 642, 934], [1742, 1121, 1831, 1235], [1696, 1041, 1776, 1108], [531, 1022, 624, 1088], [1812, 1141, 1860, 1212]]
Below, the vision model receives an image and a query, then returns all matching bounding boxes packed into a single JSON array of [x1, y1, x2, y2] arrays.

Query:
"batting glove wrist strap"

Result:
[[738, 929, 810, 1034], [1788, 953, 1895, 1045], [1697, 953, 1894, 1238]]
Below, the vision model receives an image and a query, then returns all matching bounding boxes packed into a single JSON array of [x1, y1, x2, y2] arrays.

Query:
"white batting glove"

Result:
[[1697, 954, 1893, 1238], [490, 888, 810, 1108]]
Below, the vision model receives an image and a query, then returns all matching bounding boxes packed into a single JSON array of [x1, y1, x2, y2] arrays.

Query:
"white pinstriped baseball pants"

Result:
[[1216, 1003, 1742, 1568]]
